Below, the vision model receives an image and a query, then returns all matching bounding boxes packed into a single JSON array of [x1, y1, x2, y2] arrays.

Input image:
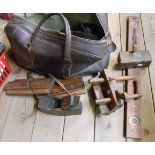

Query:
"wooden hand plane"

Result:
[[89, 69, 142, 115]]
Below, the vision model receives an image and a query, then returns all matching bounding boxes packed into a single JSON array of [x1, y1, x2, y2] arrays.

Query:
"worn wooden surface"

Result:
[[0, 14, 155, 141]]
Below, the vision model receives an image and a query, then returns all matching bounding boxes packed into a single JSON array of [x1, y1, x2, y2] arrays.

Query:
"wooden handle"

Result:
[[89, 78, 104, 85], [114, 76, 135, 81], [92, 84, 111, 114], [96, 98, 112, 105], [116, 91, 142, 101], [128, 94, 142, 100]]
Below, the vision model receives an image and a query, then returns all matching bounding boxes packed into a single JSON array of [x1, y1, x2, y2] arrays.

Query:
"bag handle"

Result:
[[29, 13, 72, 62]]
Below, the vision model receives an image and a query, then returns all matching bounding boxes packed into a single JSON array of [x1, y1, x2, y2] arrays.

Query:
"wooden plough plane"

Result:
[[89, 69, 141, 115]]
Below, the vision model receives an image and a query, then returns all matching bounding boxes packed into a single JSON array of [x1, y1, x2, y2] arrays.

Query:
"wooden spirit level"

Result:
[[122, 16, 144, 140]]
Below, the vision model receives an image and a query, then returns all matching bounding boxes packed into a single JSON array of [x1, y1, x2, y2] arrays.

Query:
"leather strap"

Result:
[[30, 13, 72, 62]]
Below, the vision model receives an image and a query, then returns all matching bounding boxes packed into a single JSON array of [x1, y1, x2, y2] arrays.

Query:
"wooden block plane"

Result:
[[37, 94, 82, 116]]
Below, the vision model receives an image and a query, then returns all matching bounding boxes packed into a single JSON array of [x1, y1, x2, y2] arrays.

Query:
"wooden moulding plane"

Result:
[[117, 16, 152, 140], [5, 76, 85, 97]]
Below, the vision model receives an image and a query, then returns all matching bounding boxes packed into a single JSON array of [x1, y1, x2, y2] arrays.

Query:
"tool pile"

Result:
[[89, 16, 152, 140], [2, 16, 152, 141], [5, 73, 85, 116]]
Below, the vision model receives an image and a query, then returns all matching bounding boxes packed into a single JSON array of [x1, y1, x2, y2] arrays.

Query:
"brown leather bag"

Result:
[[5, 13, 116, 78]]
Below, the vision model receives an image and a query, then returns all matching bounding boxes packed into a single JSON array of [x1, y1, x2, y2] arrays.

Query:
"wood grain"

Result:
[[0, 70, 36, 141], [120, 13, 155, 141], [31, 112, 64, 141], [0, 19, 25, 139], [62, 76, 95, 142], [95, 14, 125, 141], [125, 16, 143, 140], [0, 14, 155, 141], [29, 75, 65, 141], [141, 13, 155, 141]]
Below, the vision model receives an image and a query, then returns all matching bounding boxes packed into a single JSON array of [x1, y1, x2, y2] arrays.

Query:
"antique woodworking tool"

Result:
[[37, 94, 82, 116], [36, 74, 82, 116], [5, 76, 85, 97], [118, 19, 152, 69], [90, 69, 137, 115], [90, 69, 143, 115], [5, 73, 83, 116], [119, 16, 147, 140], [116, 91, 142, 102]]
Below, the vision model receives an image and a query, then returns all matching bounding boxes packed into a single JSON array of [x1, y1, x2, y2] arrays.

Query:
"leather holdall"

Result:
[[5, 13, 116, 78]]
